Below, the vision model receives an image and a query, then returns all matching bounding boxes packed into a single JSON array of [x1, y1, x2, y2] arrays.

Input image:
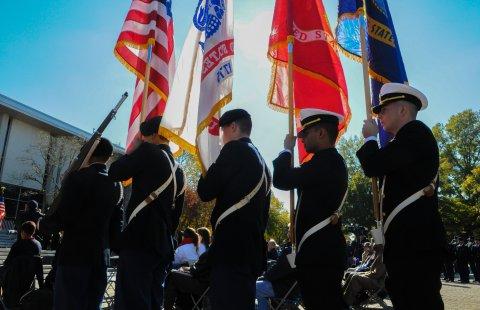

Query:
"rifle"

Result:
[[45, 92, 128, 217]]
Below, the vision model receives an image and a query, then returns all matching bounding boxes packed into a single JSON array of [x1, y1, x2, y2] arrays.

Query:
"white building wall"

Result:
[[1, 119, 50, 190]]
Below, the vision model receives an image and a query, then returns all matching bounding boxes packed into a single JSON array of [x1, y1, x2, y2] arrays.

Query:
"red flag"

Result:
[[114, 0, 175, 153], [268, 0, 351, 162]]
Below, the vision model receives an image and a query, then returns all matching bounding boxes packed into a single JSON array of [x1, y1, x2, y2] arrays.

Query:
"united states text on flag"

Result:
[[268, 0, 351, 162]]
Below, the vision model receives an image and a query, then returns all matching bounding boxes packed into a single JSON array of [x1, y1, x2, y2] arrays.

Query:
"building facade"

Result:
[[0, 93, 124, 219]]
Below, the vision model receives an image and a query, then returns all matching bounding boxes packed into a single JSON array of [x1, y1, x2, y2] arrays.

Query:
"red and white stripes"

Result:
[[114, 0, 175, 153]]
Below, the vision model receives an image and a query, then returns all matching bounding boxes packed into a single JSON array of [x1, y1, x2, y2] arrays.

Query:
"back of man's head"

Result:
[[235, 117, 252, 136], [21, 221, 36, 238], [91, 138, 113, 162]]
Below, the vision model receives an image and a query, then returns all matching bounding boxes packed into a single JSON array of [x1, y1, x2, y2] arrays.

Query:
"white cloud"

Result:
[[235, 9, 274, 69]]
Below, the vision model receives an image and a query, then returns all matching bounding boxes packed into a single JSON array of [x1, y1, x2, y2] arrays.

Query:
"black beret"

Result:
[[218, 109, 251, 127], [91, 137, 113, 158], [140, 116, 162, 136]]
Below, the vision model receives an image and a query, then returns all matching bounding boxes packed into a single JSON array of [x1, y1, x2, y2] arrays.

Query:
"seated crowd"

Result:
[[1, 221, 387, 309], [165, 227, 386, 309]]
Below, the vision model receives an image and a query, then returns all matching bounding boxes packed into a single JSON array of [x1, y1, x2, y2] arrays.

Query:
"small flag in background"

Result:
[[0, 187, 6, 227], [114, 0, 176, 153], [268, 0, 351, 162], [335, 0, 408, 146]]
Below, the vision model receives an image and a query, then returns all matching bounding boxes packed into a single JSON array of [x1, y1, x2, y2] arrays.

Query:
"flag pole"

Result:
[[141, 39, 154, 122], [286, 0, 296, 246], [359, 15, 382, 228], [287, 35, 296, 245]]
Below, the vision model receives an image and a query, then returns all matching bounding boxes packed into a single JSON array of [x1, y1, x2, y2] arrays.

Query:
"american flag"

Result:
[[114, 0, 175, 153], [0, 187, 6, 224]]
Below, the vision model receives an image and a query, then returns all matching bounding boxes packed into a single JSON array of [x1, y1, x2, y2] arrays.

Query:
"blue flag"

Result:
[[335, 0, 408, 145]]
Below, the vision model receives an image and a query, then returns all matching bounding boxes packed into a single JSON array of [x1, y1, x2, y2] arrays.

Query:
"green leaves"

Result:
[[337, 136, 376, 229], [433, 109, 480, 236]]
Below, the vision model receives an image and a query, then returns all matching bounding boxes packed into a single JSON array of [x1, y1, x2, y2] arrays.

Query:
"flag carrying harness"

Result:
[[128, 150, 184, 225], [296, 189, 349, 253], [215, 143, 270, 229], [382, 172, 439, 234]]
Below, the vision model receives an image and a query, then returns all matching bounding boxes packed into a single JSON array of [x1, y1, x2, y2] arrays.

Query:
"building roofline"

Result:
[[0, 93, 125, 154]]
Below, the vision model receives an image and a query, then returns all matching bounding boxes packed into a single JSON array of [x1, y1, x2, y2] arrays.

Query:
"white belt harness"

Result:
[[215, 144, 270, 229], [128, 150, 182, 225], [382, 172, 439, 234], [296, 189, 348, 253]]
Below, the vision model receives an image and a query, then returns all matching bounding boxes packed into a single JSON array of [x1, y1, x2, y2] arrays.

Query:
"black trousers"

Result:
[[53, 264, 107, 310], [209, 263, 256, 310], [164, 270, 208, 310], [468, 258, 479, 282], [296, 264, 345, 309], [455, 260, 470, 283], [475, 258, 480, 282], [114, 249, 168, 310], [442, 259, 454, 281], [385, 257, 444, 310]]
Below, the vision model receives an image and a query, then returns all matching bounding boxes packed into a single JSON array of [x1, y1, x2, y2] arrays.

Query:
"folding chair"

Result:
[[191, 286, 210, 310], [356, 275, 387, 309], [269, 281, 303, 310], [102, 266, 117, 309]]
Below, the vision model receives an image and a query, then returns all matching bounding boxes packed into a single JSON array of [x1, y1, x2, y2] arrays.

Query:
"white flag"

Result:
[[160, 0, 233, 171]]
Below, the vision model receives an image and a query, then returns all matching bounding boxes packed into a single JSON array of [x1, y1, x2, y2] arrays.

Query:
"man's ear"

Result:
[[317, 127, 326, 140]]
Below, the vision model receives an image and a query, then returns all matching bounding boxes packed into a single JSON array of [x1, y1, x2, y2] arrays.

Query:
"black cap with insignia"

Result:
[[218, 109, 251, 127], [140, 116, 162, 136], [298, 109, 343, 137]]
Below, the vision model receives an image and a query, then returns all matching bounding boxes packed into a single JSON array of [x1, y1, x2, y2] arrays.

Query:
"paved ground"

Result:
[[365, 279, 480, 310]]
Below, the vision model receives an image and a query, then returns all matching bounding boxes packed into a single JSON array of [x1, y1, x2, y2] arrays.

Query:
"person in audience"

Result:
[[42, 138, 124, 310], [197, 227, 211, 253], [266, 239, 279, 261], [23, 200, 44, 225], [15, 200, 44, 240], [343, 245, 386, 306], [256, 235, 296, 310], [0, 221, 44, 307], [345, 242, 376, 281], [1, 221, 43, 286], [164, 251, 211, 310], [360, 242, 373, 264], [173, 228, 204, 267]]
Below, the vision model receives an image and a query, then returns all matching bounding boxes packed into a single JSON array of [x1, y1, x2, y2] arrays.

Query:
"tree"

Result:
[[337, 136, 376, 230], [432, 109, 480, 235], [14, 134, 84, 205], [176, 152, 291, 244], [176, 153, 214, 230], [265, 195, 290, 244]]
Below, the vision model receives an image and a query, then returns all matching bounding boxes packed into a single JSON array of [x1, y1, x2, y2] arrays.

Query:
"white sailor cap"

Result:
[[373, 82, 428, 114], [298, 109, 344, 137]]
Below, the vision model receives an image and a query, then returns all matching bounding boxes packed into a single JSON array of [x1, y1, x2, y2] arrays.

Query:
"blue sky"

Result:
[[1, 0, 479, 202]]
